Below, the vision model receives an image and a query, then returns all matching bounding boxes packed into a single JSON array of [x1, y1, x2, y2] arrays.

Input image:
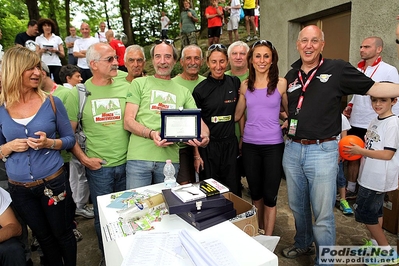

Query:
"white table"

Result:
[[98, 183, 278, 266]]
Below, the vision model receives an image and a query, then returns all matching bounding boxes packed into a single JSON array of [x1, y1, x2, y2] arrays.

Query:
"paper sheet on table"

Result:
[[121, 231, 190, 266], [179, 230, 239, 266], [253, 235, 280, 252]]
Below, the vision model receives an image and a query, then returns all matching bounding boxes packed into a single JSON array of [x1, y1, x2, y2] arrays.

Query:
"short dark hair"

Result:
[[27, 19, 37, 27], [37, 18, 56, 34], [59, 64, 80, 83]]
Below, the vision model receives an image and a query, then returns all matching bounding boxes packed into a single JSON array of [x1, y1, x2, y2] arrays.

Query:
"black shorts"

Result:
[[347, 126, 366, 140], [243, 8, 255, 17], [208, 26, 221, 38]]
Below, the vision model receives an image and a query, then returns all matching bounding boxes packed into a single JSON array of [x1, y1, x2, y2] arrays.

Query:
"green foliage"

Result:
[[0, 0, 29, 49]]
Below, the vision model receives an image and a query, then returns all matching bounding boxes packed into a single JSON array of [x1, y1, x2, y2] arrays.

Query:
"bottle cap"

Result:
[[166, 159, 172, 163]]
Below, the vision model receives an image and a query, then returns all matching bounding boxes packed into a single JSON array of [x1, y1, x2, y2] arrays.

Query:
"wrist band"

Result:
[[194, 156, 201, 160], [148, 130, 154, 140], [0, 145, 8, 162], [50, 139, 56, 149]]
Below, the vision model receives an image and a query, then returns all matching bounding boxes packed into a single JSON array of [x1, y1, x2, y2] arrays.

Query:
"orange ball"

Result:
[[339, 135, 364, 161]]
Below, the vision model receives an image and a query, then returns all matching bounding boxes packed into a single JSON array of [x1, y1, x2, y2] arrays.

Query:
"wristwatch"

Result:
[[396, 39, 399, 44]]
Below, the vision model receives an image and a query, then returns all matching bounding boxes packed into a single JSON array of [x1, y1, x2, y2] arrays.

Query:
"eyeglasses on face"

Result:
[[299, 38, 322, 45], [252, 40, 275, 50], [208, 44, 227, 51], [155, 39, 174, 45], [97, 55, 119, 63]]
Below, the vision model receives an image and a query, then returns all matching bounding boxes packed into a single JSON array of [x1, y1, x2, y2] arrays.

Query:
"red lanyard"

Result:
[[295, 58, 324, 115], [50, 83, 57, 94]]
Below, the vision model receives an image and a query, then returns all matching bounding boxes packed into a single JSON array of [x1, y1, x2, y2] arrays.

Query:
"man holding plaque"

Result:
[[172, 44, 206, 184], [124, 40, 210, 189]]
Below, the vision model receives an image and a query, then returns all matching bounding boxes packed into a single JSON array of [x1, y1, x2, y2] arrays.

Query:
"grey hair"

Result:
[[227, 41, 249, 57], [150, 43, 179, 61], [124, 45, 146, 62], [86, 43, 104, 70], [181, 44, 203, 60]]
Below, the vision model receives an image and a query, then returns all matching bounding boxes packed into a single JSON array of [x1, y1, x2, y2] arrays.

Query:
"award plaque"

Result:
[[160, 109, 201, 142]]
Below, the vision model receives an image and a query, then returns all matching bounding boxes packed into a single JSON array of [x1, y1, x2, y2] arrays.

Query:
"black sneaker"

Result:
[[282, 245, 315, 259], [346, 190, 357, 200]]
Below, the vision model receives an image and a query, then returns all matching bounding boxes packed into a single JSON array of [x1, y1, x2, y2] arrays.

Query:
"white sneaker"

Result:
[[253, 35, 258, 40], [75, 205, 94, 219], [246, 36, 252, 42]]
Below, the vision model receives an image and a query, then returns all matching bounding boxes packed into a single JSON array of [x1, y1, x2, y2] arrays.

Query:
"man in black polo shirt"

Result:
[[14, 20, 39, 47], [282, 25, 399, 265]]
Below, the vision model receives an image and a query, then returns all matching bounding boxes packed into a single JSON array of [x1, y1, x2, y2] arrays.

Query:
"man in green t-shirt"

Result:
[[172, 44, 206, 184], [65, 42, 130, 258], [124, 40, 209, 189], [180, 0, 199, 49]]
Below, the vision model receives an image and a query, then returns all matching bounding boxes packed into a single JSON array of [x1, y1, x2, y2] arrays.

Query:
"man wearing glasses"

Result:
[[73, 23, 99, 83], [282, 25, 399, 265], [124, 40, 209, 189], [66, 43, 130, 264], [124, 45, 146, 83]]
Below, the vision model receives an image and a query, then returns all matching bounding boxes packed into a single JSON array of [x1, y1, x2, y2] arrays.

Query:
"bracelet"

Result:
[[194, 156, 201, 160], [0, 145, 9, 162], [148, 130, 154, 140], [283, 117, 289, 122], [49, 139, 56, 149], [142, 128, 147, 138]]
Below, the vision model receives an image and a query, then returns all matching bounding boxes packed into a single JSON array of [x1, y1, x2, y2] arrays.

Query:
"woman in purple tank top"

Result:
[[235, 40, 288, 235]]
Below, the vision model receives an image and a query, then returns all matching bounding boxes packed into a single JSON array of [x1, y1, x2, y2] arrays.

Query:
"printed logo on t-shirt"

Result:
[[287, 78, 301, 93], [91, 98, 122, 123], [365, 125, 380, 150], [149, 90, 177, 112], [316, 74, 332, 83]]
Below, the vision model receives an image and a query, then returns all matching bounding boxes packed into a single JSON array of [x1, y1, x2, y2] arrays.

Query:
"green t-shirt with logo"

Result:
[[65, 79, 130, 167], [126, 76, 197, 163]]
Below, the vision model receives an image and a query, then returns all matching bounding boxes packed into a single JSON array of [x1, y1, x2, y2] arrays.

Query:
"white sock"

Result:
[[347, 181, 356, 192], [370, 238, 378, 246]]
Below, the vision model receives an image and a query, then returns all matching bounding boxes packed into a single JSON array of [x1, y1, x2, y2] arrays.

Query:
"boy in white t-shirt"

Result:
[[345, 96, 399, 259]]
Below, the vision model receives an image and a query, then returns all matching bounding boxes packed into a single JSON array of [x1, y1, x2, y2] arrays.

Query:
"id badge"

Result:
[[288, 119, 298, 136]]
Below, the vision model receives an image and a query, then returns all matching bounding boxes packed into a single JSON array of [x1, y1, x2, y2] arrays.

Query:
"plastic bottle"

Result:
[[163, 160, 176, 188]]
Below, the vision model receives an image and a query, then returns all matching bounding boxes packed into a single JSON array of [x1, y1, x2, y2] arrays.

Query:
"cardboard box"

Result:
[[383, 188, 399, 234], [223, 192, 259, 236]]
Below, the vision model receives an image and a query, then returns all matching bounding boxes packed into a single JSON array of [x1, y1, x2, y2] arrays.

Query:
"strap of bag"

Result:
[[76, 84, 90, 124], [49, 94, 56, 115]]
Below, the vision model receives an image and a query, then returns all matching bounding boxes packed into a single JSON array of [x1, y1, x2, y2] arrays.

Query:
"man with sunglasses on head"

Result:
[[124, 40, 209, 189], [172, 44, 206, 184], [73, 23, 99, 83], [282, 25, 399, 266], [65, 42, 130, 264]]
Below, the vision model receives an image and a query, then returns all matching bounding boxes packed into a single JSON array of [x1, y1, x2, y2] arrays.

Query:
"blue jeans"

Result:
[[86, 164, 126, 252], [0, 237, 25, 266], [126, 160, 180, 189], [282, 139, 337, 266], [336, 161, 346, 189], [8, 170, 76, 266]]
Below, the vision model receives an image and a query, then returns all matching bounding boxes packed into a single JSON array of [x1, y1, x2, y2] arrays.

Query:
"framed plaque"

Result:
[[160, 109, 201, 142]]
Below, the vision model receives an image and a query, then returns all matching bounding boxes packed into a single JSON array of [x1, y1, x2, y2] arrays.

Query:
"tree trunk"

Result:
[[25, 0, 40, 20], [199, 0, 207, 38], [65, 0, 71, 32], [119, 0, 134, 45]]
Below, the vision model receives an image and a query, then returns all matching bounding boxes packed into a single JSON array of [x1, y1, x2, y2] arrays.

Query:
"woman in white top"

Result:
[[35, 18, 64, 84]]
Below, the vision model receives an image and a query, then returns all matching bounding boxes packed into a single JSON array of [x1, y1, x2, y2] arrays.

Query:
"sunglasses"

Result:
[[252, 40, 275, 50], [208, 44, 227, 51], [155, 39, 174, 45], [97, 55, 119, 63]]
